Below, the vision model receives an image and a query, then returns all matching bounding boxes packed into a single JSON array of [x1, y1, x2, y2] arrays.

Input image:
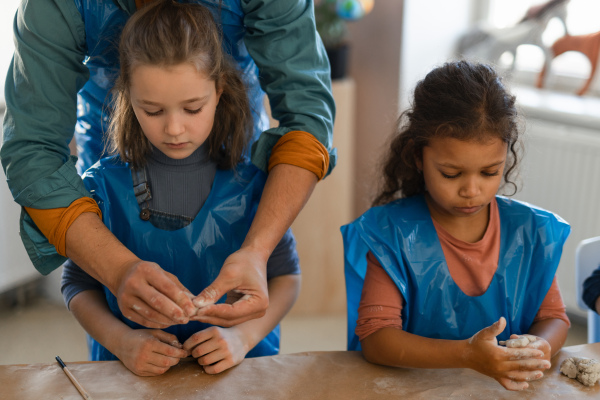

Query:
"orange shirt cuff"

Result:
[[267, 131, 330, 180], [24, 197, 102, 257]]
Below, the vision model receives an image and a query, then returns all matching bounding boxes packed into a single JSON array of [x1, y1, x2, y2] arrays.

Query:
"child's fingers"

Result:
[[504, 358, 551, 371], [151, 340, 189, 359], [524, 337, 550, 353], [191, 338, 221, 360], [127, 350, 178, 376], [498, 377, 529, 391], [506, 347, 545, 360], [472, 317, 506, 342], [134, 364, 172, 377], [130, 364, 171, 377], [202, 358, 233, 375], [149, 349, 185, 367], [182, 328, 215, 352], [196, 347, 226, 366], [143, 330, 188, 359], [151, 330, 184, 349], [505, 369, 545, 382]]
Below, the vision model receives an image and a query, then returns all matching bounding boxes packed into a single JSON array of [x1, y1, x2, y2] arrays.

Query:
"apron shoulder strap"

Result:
[[131, 167, 152, 205]]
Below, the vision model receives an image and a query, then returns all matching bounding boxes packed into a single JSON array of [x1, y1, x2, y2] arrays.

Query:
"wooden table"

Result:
[[1, 344, 599, 399]]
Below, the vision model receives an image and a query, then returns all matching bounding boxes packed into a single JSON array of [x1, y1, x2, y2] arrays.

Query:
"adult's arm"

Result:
[[242, 0, 336, 177], [0, 0, 194, 327], [192, 0, 335, 325], [1, 0, 89, 234]]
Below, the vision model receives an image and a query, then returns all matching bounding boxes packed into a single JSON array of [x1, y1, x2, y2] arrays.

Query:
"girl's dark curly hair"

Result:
[[373, 60, 522, 206]]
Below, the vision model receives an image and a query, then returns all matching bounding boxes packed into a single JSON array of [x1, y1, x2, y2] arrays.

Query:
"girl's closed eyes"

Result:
[[440, 170, 501, 179], [143, 107, 203, 117]]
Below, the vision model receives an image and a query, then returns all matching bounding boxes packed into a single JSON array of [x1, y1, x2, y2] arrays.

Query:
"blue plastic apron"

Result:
[[73, 0, 267, 174], [82, 156, 279, 360], [342, 195, 570, 351]]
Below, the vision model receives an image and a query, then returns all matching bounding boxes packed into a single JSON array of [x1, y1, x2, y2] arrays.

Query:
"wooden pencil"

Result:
[[55, 356, 94, 400]]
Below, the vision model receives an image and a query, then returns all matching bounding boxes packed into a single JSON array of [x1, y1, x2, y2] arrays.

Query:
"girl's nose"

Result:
[[165, 115, 185, 136], [459, 177, 480, 198]]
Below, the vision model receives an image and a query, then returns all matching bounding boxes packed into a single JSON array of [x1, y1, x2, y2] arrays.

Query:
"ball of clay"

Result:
[[559, 358, 578, 379], [499, 335, 537, 348], [560, 357, 600, 387]]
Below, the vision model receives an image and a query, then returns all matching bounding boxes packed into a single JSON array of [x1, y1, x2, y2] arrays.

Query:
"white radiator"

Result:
[[515, 116, 600, 319]]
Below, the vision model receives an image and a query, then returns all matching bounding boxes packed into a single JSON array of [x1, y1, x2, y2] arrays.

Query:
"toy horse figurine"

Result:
[[536, 31, 600, 96], [456, 0, 569, 81]]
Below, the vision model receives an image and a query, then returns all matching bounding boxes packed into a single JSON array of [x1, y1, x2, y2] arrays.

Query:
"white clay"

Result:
[[560, 357, 600, 387], [499, 335, 537, 348]]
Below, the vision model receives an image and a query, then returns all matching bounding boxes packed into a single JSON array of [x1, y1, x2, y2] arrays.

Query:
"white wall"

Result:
[[0, 1, 64, 302], [0, 164, 39, 294], [399, 0, 473, 110], [0, 1, 41, 294], [398, 1, 597, 321], [1, 0, 20, 105]]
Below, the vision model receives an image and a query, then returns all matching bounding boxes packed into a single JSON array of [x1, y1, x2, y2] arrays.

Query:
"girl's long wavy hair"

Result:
[[373, 60, 523, 207], [108, 0, 252, 170]]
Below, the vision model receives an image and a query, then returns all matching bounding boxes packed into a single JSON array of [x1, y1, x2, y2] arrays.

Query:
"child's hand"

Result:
[[183, 326, 248, 374], [507, 334, 552, 363], [464, 317, 551, 391], [117, 329, 189, 376]]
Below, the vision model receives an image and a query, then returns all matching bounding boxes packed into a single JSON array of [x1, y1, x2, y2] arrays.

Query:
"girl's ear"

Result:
[[415, 156, 423, 172], [215, 81, 223, 106], [216, 87, 223, 105], [411, 139, 423, 172]]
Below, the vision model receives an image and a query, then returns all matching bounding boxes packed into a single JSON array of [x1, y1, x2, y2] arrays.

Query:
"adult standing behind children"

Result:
[[342, 61, 570, 391], [63, 1, 300, 375], [1, 0, 334, 328]]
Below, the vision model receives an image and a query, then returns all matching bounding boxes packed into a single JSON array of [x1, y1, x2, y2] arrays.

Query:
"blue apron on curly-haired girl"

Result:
[[342, 194, 570, 352]]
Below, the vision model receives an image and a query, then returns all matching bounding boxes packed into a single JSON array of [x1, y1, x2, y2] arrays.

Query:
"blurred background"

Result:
[[1, 0, 598, 364]]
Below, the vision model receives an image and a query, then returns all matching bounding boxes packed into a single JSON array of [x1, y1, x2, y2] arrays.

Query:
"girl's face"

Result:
[[417, 136, 507, 224], [129, 63, 221, 159]]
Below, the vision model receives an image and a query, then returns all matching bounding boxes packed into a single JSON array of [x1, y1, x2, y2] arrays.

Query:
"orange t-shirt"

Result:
[[355, 199, 570, 341]]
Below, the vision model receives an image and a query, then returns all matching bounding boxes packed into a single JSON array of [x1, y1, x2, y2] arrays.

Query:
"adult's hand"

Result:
[[192, 164, 318, 326], [66, 212, 197, 328], [191, 247, 269, 327], [116, 260, 198, 328]]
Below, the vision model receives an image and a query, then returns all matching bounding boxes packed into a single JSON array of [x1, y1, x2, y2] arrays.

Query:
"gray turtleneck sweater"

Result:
[[144, 144, 216, 219], [61, 146, 299, 308]]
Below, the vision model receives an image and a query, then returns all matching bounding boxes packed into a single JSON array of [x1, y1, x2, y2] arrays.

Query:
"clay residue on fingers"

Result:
[[193, 288, 218, 309]]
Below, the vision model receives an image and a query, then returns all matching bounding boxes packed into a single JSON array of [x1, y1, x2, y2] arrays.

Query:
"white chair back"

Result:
[[575, 237, 600, 343]]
